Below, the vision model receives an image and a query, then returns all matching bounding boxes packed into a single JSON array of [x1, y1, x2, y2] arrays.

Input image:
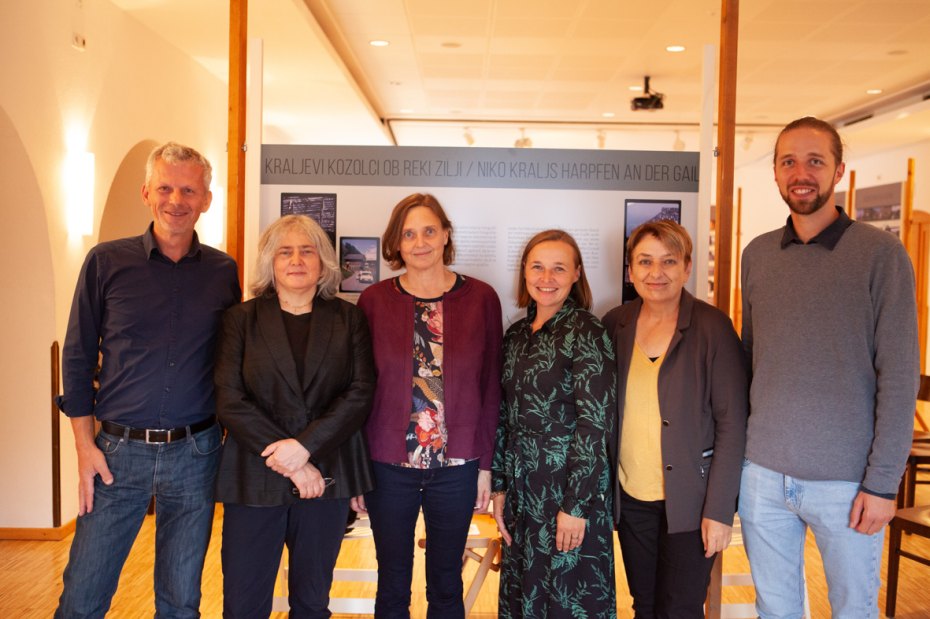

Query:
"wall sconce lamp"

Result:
[[463, 127, 475, 146], [514, 128, 533, 148], [65, 150, 94, 236]]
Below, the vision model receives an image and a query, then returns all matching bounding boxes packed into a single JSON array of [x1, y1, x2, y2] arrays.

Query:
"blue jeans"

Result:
[[739, 459, 884, 619], [55, 423, 222, 619], [222, 499, 350, 619], [365, 460, 478, 619]]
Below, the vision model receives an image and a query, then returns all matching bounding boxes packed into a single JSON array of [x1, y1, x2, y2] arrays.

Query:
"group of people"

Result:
[[54, 116, 918, 619]]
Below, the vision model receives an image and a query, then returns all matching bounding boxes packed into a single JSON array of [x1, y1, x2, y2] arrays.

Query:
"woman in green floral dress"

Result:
[[492, 229, 617, 618]]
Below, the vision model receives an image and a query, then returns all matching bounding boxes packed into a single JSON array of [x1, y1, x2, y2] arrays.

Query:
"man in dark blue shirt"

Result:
[[55, 142, 241, 618]]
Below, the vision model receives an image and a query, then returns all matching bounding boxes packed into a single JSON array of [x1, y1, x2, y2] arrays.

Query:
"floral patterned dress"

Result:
[[492, 298, 617, 618]]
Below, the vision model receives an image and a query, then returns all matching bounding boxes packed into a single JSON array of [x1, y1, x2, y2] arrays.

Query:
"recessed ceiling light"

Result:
[[628, 85, 643, 92], [369, 40, 390, 47], [399, 108, 414, 114], [602, 112, 616, 118], [666, 45, 686, 53], [866, 88, 883, 95]]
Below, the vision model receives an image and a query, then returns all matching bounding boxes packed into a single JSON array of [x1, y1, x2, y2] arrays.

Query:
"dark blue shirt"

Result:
[[57, 224, 241, 428]]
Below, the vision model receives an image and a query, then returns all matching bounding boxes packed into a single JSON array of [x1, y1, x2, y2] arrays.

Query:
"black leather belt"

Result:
[[100, 416, 215, 444]]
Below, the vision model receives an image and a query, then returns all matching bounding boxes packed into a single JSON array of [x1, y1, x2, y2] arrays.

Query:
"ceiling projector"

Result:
[[631, 76, 664, 111]]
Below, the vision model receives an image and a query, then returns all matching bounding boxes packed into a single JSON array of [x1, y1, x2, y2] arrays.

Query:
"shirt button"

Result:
[[662, 419, 670, 426], [665, 465, 673, 471]]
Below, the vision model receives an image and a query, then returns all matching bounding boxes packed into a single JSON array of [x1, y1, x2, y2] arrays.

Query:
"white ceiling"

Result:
[[110, 0, 930, 162]]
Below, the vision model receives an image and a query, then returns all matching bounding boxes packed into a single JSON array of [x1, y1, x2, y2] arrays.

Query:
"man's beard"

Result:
[[781, 184, 833, 216]]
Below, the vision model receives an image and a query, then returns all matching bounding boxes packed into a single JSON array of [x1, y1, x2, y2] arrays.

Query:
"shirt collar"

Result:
[[780, 206, 852, 250], [143, 223, 202, 261]]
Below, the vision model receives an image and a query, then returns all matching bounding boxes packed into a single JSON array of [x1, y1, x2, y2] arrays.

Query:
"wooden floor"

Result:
[[3, 486, 930, 618]]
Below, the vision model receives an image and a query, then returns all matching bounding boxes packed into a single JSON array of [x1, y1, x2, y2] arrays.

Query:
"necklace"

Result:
[[278, 296, 313, 311]]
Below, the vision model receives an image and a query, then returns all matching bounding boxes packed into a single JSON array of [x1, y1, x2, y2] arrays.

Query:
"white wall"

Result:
[[0, 0, 227, 527]]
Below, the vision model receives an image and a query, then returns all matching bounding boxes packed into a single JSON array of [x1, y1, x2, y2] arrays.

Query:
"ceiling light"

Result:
[[463, 128, 474, 146], [866, 88, 883, 95], [628, 85, 643, 92], [399, 108, 413, 114], [602, 112, 615, 118], [666, 45, 686, 53], [369, 40, 390, 47]]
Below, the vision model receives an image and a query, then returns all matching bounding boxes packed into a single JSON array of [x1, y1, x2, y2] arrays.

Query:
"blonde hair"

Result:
[[516, 229, 592, 310], [626, 219, 693, 266], [250, 215, 341, 299]]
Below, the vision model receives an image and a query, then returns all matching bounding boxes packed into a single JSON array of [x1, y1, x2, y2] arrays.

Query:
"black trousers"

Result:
[[221, 498, 350, 619], [617, 488, 716, 619]]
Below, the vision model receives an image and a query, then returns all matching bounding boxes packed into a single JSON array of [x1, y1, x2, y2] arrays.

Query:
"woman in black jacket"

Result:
[[214, 214, 375, 618]]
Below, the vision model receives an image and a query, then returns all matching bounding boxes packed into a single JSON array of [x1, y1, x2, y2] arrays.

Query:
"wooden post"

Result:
[[732, 187, 742, 332], [227, 0, 248, 289], [51, 341, 61, 528], [903, 158, 915, 246], [713, 0, 738, 315], [846, 169, 856, 220]]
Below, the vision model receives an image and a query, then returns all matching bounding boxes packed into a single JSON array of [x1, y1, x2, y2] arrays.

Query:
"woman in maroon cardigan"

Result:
[[356, 193, 503, 618]]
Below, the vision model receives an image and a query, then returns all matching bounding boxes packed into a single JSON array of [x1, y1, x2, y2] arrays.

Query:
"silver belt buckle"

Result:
[[145, 428, 170, 444]]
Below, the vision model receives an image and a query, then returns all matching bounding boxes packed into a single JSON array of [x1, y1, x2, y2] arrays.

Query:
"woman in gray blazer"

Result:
[[602, 220, 748, 619], [214, 215, 375, 618]]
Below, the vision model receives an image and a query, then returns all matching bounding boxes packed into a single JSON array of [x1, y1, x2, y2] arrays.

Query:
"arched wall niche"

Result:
[[99, 140, 159, 242], [0, 105, 57, 526]]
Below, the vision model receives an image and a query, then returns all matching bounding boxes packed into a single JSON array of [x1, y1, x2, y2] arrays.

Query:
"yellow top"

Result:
[[619, 343, 665, 501]]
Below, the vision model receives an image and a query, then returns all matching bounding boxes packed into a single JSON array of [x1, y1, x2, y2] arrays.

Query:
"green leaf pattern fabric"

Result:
[[492, 298, 617, 618]]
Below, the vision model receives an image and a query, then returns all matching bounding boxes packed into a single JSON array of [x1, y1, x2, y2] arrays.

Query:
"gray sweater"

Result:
[[741, 214, 918, 496]]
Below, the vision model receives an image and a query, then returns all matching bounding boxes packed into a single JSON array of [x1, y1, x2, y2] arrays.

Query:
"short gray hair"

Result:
[[250, 215, 341, 300], [145, 142, 212, 189]]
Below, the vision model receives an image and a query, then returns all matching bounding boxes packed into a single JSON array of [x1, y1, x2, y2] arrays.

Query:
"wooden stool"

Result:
[[885, 505, 930, 617], [417, 527, 503, 615], [273, 515, 377, 614]]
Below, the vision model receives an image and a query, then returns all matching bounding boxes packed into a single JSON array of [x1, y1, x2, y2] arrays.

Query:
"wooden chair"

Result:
[[705, 516, 811, 619], [885, 505, 930, 617], [897, 375, 930, 509]]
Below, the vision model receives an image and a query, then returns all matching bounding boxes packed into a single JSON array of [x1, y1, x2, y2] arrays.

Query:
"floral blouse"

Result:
[[398, 275, 465, 468]]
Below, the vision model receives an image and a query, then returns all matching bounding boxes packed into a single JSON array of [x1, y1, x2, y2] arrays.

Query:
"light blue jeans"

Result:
[[738, 459, 884, 619], [55, 423, 222, 619]]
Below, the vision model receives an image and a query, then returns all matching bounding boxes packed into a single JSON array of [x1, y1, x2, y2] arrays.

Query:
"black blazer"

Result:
[[214, 293, 376, 505], [602, 290, 748, 533]]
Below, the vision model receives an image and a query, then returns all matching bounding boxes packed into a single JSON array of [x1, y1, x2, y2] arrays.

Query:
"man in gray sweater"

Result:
[[739, 116, 918, 619]]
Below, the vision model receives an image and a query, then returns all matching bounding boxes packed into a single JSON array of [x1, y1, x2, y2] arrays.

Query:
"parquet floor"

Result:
[[3, 486, 930, 617]]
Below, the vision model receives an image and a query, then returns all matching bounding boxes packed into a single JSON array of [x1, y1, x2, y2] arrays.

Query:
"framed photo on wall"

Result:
[[339, 236, 380, 293]]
